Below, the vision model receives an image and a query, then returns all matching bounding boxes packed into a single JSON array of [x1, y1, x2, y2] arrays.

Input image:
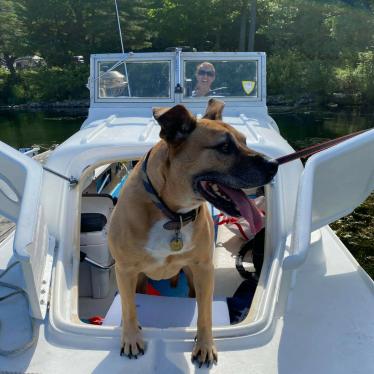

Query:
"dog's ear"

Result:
[[203, 98, 225, 120], [153, 105, 196, 145]]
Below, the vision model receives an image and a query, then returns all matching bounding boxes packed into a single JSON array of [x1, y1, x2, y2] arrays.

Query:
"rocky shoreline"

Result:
[[331, 192, 374, 279], [0, 92, 366, 114], [267, 92, 365, 113], [0, 99, 90, 115]]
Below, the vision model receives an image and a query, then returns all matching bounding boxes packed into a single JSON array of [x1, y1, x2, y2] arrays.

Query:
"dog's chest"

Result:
[[144, 219, 195, 262]]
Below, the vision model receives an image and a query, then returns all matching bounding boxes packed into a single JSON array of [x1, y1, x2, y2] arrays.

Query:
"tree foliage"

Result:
[[0, 0, 26, 75], [0, 0, 373, 104], [20, 0, 152, 66]]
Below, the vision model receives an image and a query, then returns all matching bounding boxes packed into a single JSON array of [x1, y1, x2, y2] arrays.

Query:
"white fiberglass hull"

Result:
[[0, 226, 373, 373]]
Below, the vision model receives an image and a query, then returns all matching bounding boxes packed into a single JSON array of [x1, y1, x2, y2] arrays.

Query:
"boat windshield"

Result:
[[183, 59, 258, 99], [94, 54, 260, 101], [98, 60, 171, 99]]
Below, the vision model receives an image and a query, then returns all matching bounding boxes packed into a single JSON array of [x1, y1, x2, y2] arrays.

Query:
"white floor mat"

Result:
[[103, 293, 230, 328]]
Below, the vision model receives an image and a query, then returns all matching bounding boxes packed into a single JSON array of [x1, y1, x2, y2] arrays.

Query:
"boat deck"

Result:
[[1, 226, 373, 373]]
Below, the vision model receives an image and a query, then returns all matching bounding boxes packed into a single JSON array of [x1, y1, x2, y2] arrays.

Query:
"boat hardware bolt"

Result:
[[42, 166, 79, 188]]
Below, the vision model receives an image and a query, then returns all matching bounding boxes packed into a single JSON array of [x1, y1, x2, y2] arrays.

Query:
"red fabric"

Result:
[[89, 315, 104, 325], [216, 214, 249, 241], [146, 283, 161, 296]]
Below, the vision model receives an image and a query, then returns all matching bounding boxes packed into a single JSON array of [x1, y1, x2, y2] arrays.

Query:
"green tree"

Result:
[[21, 0, 153, 66], [248, 0, 257, 51], [149, 0, 245, 51], [2, 0, 374, 105], [258, 0, 374, 99], [0, 0, 26, 76]]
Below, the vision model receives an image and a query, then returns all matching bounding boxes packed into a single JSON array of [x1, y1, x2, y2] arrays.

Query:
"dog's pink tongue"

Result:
[[219, 185, 264, 235]]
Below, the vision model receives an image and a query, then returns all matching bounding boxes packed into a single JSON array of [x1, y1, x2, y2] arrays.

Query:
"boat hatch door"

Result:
[[0, 141, 55, 319], [283, 129, 374, 270]]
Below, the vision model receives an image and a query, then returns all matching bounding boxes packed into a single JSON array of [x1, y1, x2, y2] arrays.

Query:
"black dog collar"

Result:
[[141, 149, 200, 230]]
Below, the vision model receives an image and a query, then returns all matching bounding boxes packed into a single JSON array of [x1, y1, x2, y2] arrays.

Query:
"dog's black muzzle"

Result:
[[231, 153, 278, 187]]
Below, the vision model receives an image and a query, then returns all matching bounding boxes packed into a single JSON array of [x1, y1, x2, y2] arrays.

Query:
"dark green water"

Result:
[[0, 110, 83, 149], [272, 109, 374, 150], [0, 109, 373, 149]]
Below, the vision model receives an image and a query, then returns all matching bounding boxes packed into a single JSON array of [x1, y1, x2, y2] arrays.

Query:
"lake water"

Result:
[[273, 109, 374, 149], [0, 108, 373, 150], [0, 110, 83, 149]]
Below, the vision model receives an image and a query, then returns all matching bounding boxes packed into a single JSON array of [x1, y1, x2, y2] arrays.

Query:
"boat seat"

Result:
[[79, 194, 115, 299]]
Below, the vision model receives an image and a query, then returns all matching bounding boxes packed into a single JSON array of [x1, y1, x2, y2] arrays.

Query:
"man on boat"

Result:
[[100, 70, 128, 97]]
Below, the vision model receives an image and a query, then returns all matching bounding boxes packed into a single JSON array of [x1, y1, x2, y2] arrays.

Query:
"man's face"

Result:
[[104, 77, 125, 89], [196, 65, 215, 90]]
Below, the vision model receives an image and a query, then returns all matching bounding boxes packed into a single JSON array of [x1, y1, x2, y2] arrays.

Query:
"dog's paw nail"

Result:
[[136, 343, 145, 355], [120, 348, 124, 356]]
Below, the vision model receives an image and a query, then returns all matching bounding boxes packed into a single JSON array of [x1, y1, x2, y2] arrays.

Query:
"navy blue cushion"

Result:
[[81, 213, 107, 232]]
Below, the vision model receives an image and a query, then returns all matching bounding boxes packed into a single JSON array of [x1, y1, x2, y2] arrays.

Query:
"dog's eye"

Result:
[[216, 142, 232, 154]]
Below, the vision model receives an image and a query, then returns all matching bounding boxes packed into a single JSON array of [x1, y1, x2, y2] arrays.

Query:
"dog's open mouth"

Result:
[[197, 181, 264, 235]]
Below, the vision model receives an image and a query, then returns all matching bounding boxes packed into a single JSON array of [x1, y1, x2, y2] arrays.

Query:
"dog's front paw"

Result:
[[191, 336, 218, 368], [120, 325, 145, 359]]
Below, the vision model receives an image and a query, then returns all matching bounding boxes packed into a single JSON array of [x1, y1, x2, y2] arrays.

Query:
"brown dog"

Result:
[[108, 99, 278, 366]]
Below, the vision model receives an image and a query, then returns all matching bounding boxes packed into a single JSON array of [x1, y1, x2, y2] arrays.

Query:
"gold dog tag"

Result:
[[170, 230, 183, 251]]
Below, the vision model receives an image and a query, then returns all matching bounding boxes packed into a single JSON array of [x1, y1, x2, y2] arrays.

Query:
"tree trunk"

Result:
[[247, 0, 257, 51], [3, 54, 17, 78], [238, 2, 247, 51], [215, 25, 222, 50]]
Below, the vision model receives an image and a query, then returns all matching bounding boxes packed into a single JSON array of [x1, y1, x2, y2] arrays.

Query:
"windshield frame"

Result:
[[89, 52, 266, 107]]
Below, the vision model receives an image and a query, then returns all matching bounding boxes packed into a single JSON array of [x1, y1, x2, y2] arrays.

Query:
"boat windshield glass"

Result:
[[98, 61, 171, 99], [183, 60, 258, 99]]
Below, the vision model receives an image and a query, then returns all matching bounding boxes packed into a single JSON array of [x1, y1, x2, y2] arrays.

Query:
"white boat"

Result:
[[0, 51, 373, 373]]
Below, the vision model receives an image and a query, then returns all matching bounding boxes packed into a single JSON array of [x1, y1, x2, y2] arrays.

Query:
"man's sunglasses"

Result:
[[198, 69, 215, 77]]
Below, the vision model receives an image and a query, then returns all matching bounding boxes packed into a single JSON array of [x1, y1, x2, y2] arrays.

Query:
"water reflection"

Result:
[[0, 110, 84, 149], [272, 110, 374, 149]]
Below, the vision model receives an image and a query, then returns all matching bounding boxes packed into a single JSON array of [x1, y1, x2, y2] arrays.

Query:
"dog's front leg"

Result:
[[115, 265, 145, 358], [190, 262, 218, 367]]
